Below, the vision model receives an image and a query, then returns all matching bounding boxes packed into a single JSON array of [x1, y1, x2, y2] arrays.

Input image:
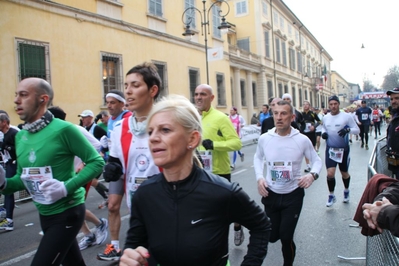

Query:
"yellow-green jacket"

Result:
[[199, 107, 242, 175]]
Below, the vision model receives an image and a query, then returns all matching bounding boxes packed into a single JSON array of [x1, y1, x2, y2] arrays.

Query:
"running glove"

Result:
[[0, 165, 6, 190], [321, 133, 328, 140], [338, 128, 350, 138], [202, 139, 214, 150], [103, 162, 123, 182], [39, 179, 67, 202]]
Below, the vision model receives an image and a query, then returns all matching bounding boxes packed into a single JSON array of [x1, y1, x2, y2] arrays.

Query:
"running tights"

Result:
[[31, 204, 86, 266]]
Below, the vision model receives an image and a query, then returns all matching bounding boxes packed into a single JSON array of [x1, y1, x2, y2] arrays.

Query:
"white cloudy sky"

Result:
[[283, 0, 399, 89]]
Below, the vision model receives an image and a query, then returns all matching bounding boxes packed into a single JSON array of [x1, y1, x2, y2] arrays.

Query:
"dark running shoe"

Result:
[[97, 244, 121, 261]]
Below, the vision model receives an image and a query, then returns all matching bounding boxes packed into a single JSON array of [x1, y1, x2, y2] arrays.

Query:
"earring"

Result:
[[188, 145, 192, 149]]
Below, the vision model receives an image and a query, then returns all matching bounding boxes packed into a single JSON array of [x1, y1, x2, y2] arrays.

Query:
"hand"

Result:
[[202, 139, 214, 150], [100, 136, 108, 149], [338, 128, 350, 137], [297, 174, 314, 189], [0, 165, 6, 189], [321, 132, 328, 140], [257, 178, 269, 197], [120, 247, 150, 266], [362, 197, 393, 232], [39, 179, 67, 202], [103, 162, 123, 182]]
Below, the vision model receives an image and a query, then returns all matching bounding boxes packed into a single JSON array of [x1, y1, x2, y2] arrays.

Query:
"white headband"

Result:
[[106, 93, 126, 104]]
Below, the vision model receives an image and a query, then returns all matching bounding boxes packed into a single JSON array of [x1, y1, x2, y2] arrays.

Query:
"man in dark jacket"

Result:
[[386, 87, 399, 178]]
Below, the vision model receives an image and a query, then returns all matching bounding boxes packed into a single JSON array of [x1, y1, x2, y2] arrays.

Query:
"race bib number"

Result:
[[21, 166, 54, 205], [304, 122, 312, 133], [361, 113, 369, 120], [329, 148, 344, 163], [199, 151, 212, 173], [127, 176, 148, 209], [269, 161, 293, 184]]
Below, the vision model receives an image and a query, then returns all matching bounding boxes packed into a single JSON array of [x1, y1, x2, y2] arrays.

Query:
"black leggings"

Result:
[[31, 204, 86, 266], [374, 121, 381, 136], [359, 124, 370, 144], [5, 162, 17, 219], [262, 187, 304, 266]]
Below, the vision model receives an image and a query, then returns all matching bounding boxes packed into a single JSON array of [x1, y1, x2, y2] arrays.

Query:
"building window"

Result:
[[17, 39, 50, 82], [299, 88, 303, 107], [102, 52, 123, 103], [264, 31, 270, 58], [236, 0, 248, 16], [267, 80, 273, 98], [212, 5, 221, 38], [237, 38, 250, 52], [278, 83, 283, 98], [153, 61, 168, 98], [304, 90, 308, 101], [184, 0, 196, 29], [284, 85, 288, 94], [281, 41, 287, 66], [262, 0, 268, 17], [216, 73, 226, 106], [149, 0, 162, 17], [297, 51, 302, 73], [252, 82, 257, 107], [275, 38, 281, 63], [240, 79, 246, 106], [292, 86, 296, 106], [289, 48, 296, 70], [273, 11, 278, 27], [310, 91, 313, 106], [189, 69, 199, 103], [279, 16, 285, 31]]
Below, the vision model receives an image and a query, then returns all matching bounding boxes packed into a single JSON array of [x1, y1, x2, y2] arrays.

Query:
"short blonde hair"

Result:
[[147, 95, 203, 167]]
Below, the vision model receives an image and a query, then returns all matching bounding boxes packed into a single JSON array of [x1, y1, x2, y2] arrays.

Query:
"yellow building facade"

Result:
[[1, 0, 334, 124]]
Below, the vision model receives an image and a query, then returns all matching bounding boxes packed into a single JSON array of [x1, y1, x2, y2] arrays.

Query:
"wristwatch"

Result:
[[310, 172, 319, 180]]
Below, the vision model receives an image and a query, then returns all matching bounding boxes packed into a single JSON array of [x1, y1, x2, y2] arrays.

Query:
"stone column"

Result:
[[234, 67, 242, 111], [246, 70, 253, 123]]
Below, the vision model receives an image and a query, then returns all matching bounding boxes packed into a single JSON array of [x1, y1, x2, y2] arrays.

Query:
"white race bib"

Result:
[[21, 166, 54, 205], [269, 161, 293, 185], [329, 148, 344, 163], [199, 151, 213, 173]]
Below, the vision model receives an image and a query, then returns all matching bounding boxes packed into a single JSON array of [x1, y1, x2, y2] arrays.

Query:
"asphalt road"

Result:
[[0, 129, 384, 266]]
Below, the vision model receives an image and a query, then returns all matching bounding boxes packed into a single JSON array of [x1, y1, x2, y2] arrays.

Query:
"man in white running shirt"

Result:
[[254, 100, 322, 266], [322, 96, 360, 207]]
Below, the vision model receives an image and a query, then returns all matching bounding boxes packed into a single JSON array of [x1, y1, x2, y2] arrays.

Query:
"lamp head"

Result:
[[182, 25, 195, 40], [218, 17, 231, 35]]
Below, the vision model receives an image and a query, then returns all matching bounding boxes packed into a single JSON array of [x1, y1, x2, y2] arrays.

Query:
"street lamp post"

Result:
[[182, 0, 231, 84]]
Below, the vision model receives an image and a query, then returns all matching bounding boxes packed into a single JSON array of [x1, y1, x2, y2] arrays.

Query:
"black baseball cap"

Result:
[[328, 95, 340, 103], [361, 100, 367, 104], [387, 87, 399, 95]]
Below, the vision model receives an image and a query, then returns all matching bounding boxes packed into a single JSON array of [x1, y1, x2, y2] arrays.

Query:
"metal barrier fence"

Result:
[[366, 137, 399, 265]]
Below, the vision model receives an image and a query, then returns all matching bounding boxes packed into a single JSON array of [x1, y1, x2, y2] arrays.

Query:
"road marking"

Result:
[[0, 251, 36, 266], [1, 214, 132, 266], [232, 169, 247, 175]]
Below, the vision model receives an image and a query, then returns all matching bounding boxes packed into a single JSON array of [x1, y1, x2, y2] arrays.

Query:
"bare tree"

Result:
[[382, 65, 399, 91], [363, 78, 375, 92]]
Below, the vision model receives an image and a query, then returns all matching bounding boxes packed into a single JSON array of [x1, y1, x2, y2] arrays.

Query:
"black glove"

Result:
[[94, 113, 102, 123], [321, 133, 328, 140], [337, 128, 350, 138], [202, 139, 214, 150], [4, 146, 12, 151], [103, 162, 123, 182]]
